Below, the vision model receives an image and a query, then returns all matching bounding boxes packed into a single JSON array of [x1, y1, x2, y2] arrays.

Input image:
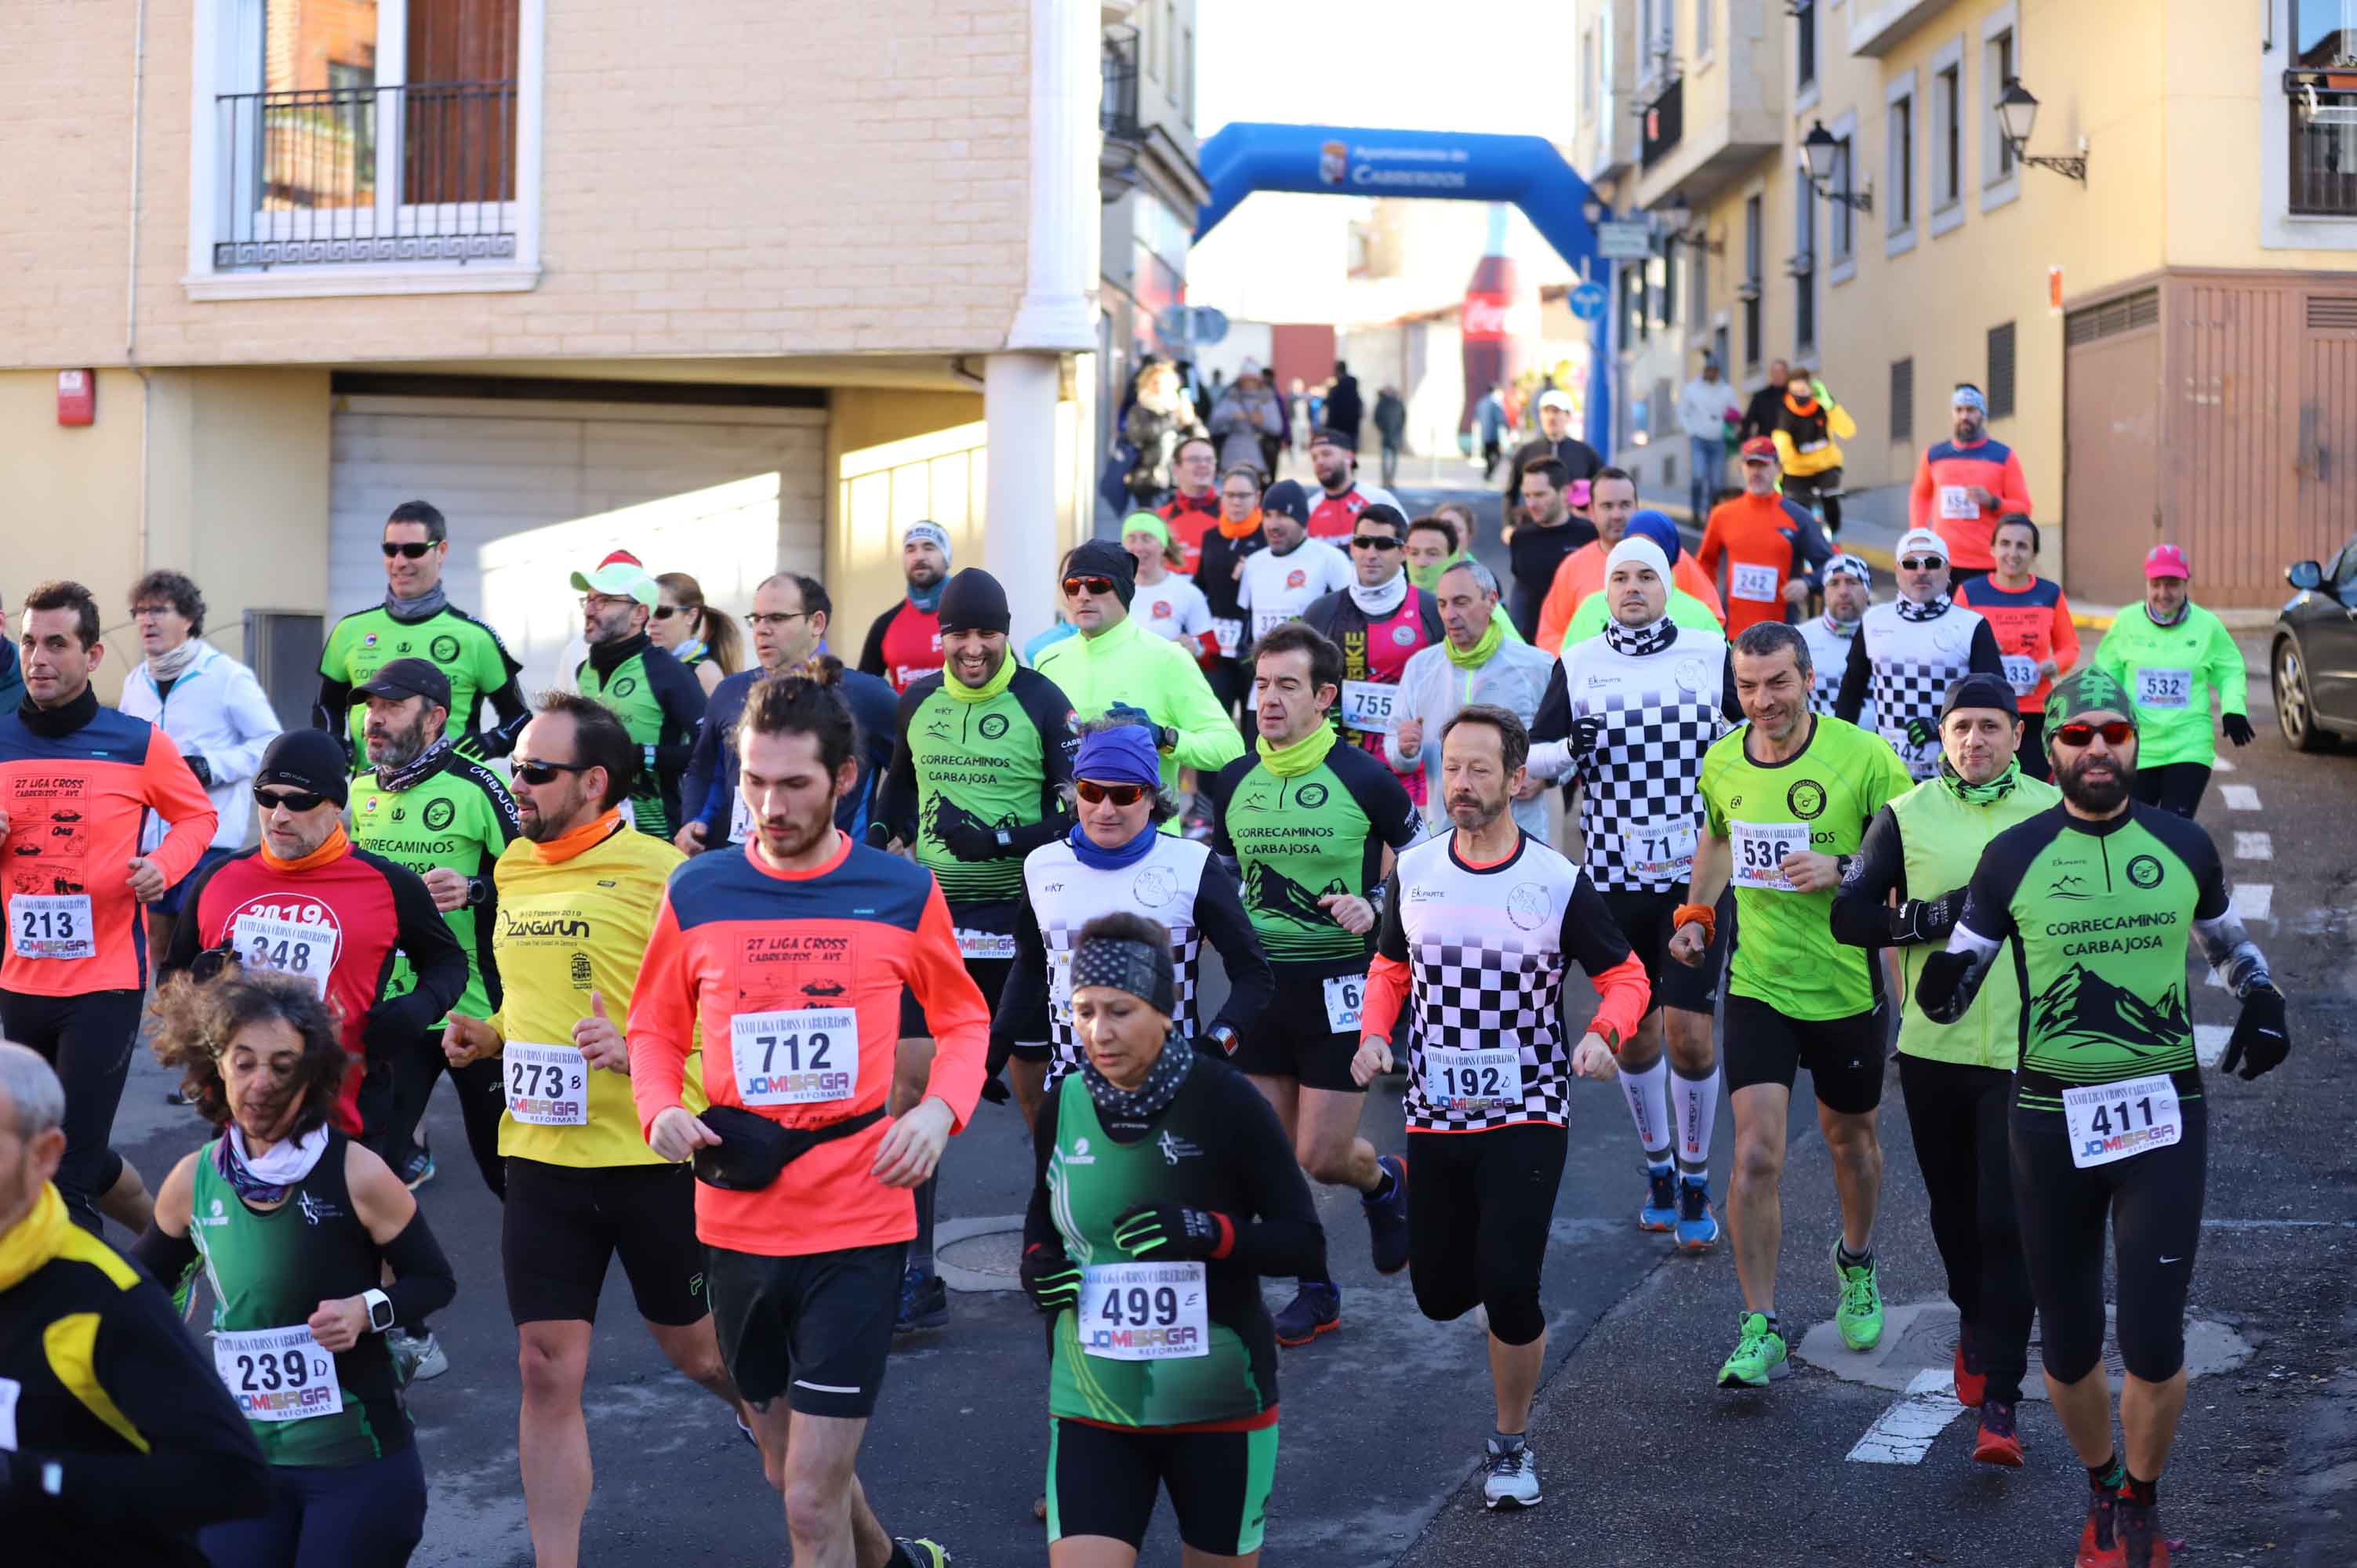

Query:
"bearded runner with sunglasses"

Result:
[[630, 669, 986, 1568], [317, 502, 528, 768], [1917, 670, 2289, 1568], [870, 568, 1077, 1334], [1301, 504, 1444, 811], [161, 731, 469, 1143], [1203, 621, 1419, 1348]]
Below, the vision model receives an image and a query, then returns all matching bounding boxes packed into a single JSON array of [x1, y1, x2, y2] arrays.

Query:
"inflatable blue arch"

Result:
[[1194, 123, 1615, 455]]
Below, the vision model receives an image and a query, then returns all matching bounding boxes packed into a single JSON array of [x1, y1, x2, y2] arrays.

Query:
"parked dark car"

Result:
[[2272, 535, 2357, 751]]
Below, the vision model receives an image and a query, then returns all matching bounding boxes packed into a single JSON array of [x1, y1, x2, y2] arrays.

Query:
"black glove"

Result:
[[185, 753, 212, 787], [1019, 1243, 1084, 1312], [1568, 713, 1605, 760], [452, 731, 491, 763], [1896, 890, 1963, 946], [2221, 713, 2254, 748], [864, 820, 895, 849], [2218, 985, 2289, 1080], [979, 1076, 1011, 1105], [935, 815, 1004, 862], [1905, 717, 1936, 750], [1113, 1201, 1226, 1261]]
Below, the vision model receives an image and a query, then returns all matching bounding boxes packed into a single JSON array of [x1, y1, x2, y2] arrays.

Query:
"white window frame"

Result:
[[1927, 34, 1967, 238], [1694, 0, 1713, 67], [1979, 5, 2021, 215], [1794, 0, 1821, 114], [2262, 0, 2357, 249], [1827, 110, 1858, 284], [186, 0, 543, 299], [1886, 69, 1919, 256]]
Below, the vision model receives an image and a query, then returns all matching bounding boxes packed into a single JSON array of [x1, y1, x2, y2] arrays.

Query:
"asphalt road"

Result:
[[100, 576, 2356, 1565]]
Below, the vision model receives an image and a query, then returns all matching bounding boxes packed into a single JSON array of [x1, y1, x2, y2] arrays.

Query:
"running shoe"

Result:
[[1974, 1399, 2024, 1467], [1831, 1239, 1885, 1352], [399, 1147, 436, 1192], [1480, 1438, 1542, 1510], [735, 1412, 759, 1450], [2076, 1479, 2123, 1568], [1716, 1312, 1789, 1388], [1362, 1155, 1410, 1274], [2117, 1495, 2168, 1568], [1639, 1163, 1678, 1232], [894, 1268, 949, 1334], [1273, 1282, 1340, 1346], [892, 1538, 953, 1567], [1953, 1319, 1986, 1406], [1673, 1174, 1720, 1252], [387, 1329, 448, 1385]]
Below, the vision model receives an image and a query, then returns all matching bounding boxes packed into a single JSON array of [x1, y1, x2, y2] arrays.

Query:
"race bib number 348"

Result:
[[731, 1008, 858, 1105]]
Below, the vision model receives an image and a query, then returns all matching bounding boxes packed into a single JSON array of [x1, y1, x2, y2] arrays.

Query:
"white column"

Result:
[[1006, 0, 1099, 352], [984, 351, 1066, 645]]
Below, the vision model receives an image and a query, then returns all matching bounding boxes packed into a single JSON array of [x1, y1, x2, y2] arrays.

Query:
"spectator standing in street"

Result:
[[1121, 361, 1204, 508], [1372, 386, 1408, 488], [1738, 358, 1790, 444], [1768, 368, 1856, 538], [118, 571, 283, 962], [1156, 437, 1222, 575], [1210, 361, 1286, 478], [1324, 360, 1364, 448], [1502, 388, 1603, 533], [1676, 355, 1737, 524], [1475, 384, 1509, 480]]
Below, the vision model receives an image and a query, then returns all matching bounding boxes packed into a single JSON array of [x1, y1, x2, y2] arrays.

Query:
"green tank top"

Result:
[[577, 650, 674, 840], [1044, 1084, 1263, 1428], [188, 1132, 409, 1466], [349, 754, 517, 1019], [901, 677, 1055, 906]]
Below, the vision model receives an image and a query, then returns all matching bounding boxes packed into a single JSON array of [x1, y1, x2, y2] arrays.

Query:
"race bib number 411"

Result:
[[730, 1008, 858, 1105], [2063, 1072, 2181, 1170]]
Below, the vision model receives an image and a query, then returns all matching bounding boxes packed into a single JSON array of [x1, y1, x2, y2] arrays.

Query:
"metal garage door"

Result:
[[329, 383, 826, 691]]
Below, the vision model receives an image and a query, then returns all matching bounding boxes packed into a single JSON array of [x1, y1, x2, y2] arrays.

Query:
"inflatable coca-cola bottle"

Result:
[[1460, 205, 1533, 435]]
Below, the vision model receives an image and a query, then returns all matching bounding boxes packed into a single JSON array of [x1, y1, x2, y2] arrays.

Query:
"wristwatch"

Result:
[[1157, 724, 1179, 754], [1204, 1024, 1239, 1058], [362, 1288, 396, 1334], [994, 827, 1014, 851]]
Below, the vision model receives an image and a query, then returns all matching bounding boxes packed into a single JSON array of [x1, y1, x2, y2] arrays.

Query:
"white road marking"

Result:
[[2203, 1219, 2357, 1229], [2213, 757, 2236, 774], [2195, 1025, 2232, 1066], [2235, 884, 2274, 922], [1847, 1368, 1965, 1465], [2221, 784, 2262, 811], [2204, 967, 2227, 989], [2233, 832, 2273, 861]]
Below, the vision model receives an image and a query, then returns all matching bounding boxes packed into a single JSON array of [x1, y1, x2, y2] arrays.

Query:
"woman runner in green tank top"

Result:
[[129, 968, 457, 1568]]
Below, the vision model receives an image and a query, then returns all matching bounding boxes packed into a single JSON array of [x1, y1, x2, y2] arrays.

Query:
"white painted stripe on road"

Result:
[[2195, 1025, 2232, 1067], [2233, 832, 2273, 861], [2235, 884, 2274, 922], [2213, 757, 2236, 774], [1846, 1368, 1964, 1465], [2203, 1219, 2357, 1229], [2204, 967, 2227, 989], [2221, 784, 2262, 811]]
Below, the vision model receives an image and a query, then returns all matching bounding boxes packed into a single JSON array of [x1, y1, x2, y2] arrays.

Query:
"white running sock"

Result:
[[1619, 1056, 1672, 1162], [1673, 1065, 1720, 1179]]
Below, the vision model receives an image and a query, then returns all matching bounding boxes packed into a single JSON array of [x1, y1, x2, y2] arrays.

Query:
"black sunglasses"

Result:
[[381, 541, 437, 559], [512, 757, 596, 786], [1350, 535, 1404, 551], [1075, 780, 1150, 806], [254, 787, 330, 814], [652, 604, 697, 620]]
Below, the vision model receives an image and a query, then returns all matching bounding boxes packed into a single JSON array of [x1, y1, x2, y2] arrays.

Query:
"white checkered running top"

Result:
[[1019, 836, 1210, 1080], [1800, 613, 1874, 732], [1557, 629, 1731, 894], [1858, 601, 1990, 780], [1379, 831, 1635, 1134]]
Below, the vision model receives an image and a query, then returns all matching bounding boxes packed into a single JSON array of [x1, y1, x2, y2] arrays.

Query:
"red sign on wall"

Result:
[[56, 369, 95, 426]]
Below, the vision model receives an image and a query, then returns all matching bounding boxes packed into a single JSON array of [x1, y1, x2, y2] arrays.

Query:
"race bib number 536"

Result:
[[1730, 822, 1809, 891]]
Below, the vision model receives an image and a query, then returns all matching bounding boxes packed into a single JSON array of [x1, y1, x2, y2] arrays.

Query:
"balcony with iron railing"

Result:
[[212, 79, 519, 270]]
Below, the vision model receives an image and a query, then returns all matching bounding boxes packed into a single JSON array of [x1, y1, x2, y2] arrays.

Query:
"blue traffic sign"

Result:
[[1568, 281, 1609, 322]]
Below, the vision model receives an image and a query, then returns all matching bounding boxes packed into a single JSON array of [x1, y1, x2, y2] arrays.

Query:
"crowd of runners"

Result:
[[0, 386, 2289, 1568]]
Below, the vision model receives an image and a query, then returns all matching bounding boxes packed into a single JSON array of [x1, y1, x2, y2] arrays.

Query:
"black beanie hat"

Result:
[[256, 729, 352, 808], [937, 568, 1011, 634], [1262, 479, 1313, 527], [1939, 672, 2022, 727], [1063, 539, 1138, 608]]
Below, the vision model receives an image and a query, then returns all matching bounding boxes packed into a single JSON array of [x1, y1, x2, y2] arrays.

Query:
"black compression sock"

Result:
[[910, 1175, 936, 1275], [2122, 1472, 2158, 1506], [1838, 1243, 1873, 1269], [1367, 1163, 1397, 1203], [2089, 1454, 2126, 1491]]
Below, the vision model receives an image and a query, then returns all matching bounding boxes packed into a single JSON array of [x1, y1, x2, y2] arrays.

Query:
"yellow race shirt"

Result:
[[485, 820, 702, 1168]]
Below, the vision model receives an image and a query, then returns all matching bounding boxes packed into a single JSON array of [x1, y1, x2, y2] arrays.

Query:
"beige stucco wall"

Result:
[[0, 367, 329, 702], [0, 0, 1033, 371]]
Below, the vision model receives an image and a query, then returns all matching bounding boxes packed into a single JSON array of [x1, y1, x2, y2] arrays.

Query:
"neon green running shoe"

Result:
[[1832, 1238, 1885, 1351], [1716, 1312, 1789, 1388]]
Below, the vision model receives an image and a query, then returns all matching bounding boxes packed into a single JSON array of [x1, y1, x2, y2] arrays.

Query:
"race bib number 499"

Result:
[[1077, 1261, 1209, 1361], [730, 1008, 858, 1105]]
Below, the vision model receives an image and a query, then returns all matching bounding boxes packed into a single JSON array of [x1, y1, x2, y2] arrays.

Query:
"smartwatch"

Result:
[[1204, 1024, 1240, 1058], [362, 1288, 396, 1334], [994, 827, 1014, 851]]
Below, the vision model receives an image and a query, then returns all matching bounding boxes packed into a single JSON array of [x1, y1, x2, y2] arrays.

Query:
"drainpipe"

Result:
[[125, 0, 153, 575], [988, 0, 1101, 645]]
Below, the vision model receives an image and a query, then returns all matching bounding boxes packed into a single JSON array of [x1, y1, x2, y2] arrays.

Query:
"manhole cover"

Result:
[[1797, 1300, 2251, 1399], [932, 1215, 1026, 1293]]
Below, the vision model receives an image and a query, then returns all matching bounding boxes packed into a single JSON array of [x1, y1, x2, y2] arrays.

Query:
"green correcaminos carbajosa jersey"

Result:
[[892, 669, 1076, 909], [1044, 1083, 1266, 1429], [575, 641, 704, 843], [1206, 739, 1422, 964], [1701, 714, 1915, 1021], [1952, 802, 2244, 1112], [349, 750, 518, 1021], [320, 604, 520, 766]]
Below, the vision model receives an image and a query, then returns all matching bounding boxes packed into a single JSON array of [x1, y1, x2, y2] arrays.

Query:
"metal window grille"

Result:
[[1987, 321, 2017, 419], [1890, 358, 1914, 441]]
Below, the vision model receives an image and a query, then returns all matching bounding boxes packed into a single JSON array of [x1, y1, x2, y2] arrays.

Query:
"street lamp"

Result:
[[1656, 196, 1723, 255], [1799, 121, 1872, 212], [1995, 78, 2090, 183]]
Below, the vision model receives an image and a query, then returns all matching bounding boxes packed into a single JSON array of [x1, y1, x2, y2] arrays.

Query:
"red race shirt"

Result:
[[868, 601, 942, 694], [1307, 484, 1395, 541], [1698, 493, 1804, 637], [0, 704, 216, 996], [1159, 491, 1220, 574], [1956, 574, 2080, 713], [629, 833, 989, 1258], [1909, 437, 2033, 571]]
